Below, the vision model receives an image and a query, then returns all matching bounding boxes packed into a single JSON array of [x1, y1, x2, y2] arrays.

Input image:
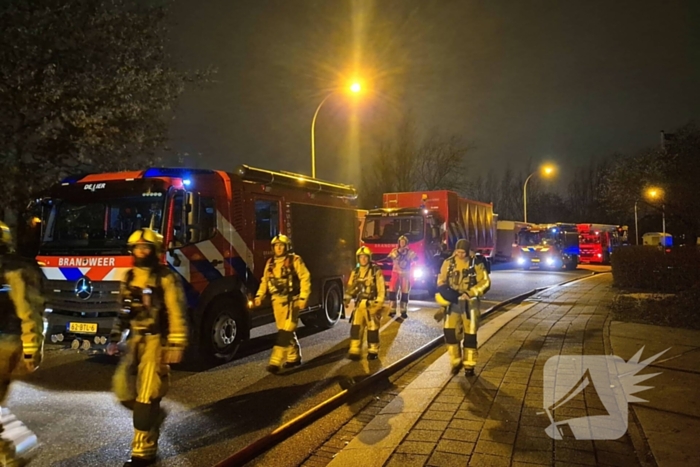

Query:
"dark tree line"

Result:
[[0, 0, 211, 233], [361, 117, 700, 244]]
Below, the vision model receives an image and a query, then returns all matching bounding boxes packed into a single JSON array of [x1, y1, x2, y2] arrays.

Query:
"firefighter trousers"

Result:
[[268, 297, 302, 368], [443, 298, 480, 370], [0, 335, 38, 466], [113, 333, 169, 461], [349, 300, 382, 356], [389, 273, 411, 314]]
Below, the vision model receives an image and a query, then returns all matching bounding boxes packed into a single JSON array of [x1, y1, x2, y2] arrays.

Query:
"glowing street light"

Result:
[[645, 187, 666, 246], [523, 164, 556, 223], [310, 81, 364, 179]]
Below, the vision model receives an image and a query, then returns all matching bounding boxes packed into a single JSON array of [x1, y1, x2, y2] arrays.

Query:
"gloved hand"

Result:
[[433, 308, 445, 323], [296, 297, 308, 309], [343, 297, 352, 310], [106, 342, 120, 356], [254, 297, 262, 308], [162, 343, 186, 364]]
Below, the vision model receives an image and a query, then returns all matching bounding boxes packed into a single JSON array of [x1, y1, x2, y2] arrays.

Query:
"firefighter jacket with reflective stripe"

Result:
[[256, 254, 311, 301], [110, 265, 188, 346], [437, 254, 490, 297], [346, 264, 386, 303], [388, 247, 418, 273], [0, 255, 45, 356]]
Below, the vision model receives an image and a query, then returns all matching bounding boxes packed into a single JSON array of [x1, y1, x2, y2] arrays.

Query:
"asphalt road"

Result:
[[6, 265, 605, 467]]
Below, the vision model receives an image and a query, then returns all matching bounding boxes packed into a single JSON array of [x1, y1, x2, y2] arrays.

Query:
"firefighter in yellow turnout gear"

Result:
[[345, 247, 386, 360], [254, 235, 311, 373], [107, 228, 188, 467], [0, 222, 44, 466], [436, 239, 490, 376], [388, 235, 417, 318]]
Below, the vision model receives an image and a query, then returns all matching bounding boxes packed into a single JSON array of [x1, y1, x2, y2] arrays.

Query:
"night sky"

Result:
[[167, 0, 700, 188]]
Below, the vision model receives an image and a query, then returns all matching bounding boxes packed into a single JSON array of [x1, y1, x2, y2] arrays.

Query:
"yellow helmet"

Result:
[[127, 228, 163, 253], [356, 246, 372, 262], [271, 234, 292, 250], [435, 293, 452, 307], [435, 285, 459, 306], [398, 235, 409, 246]]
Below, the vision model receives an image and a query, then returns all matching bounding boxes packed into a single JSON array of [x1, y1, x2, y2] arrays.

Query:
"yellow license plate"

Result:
[[532, 259, 540, 262], [68, 322, 98, 334]]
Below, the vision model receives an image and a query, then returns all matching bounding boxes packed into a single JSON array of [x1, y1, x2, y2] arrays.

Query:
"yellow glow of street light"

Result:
[[542, 165, 555, 176], [349, 82, 362, 93], [646, 187, 662, 199]]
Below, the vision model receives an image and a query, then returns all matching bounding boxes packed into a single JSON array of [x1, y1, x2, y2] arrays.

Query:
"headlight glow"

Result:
[[546, 257, 555, 266], [517, 257, 526, 265], [413, 268, 424, 279]]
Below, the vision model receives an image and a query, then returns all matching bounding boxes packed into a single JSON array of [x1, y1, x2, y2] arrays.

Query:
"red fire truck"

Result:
[[360, 191, 496, 293], [577, 224, 628, 264], [35, 165, 362, 363]]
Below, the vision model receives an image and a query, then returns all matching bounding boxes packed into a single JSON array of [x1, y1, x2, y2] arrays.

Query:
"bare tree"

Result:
[[360, 115, 473, 208]]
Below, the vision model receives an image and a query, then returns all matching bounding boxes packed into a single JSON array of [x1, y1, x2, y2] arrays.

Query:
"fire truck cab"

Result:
[[361, 191, 495, 293], [515, 223, 580, 270], [35, 165, 361, 363], [577, 224, 628, 264]]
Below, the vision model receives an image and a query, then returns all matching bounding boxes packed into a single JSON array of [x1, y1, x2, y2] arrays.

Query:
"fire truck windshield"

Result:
[[580, 234, 601, 244], [40, 195, 165, 253], [362, 216, 424, 244], [518, 231, 543, 246]]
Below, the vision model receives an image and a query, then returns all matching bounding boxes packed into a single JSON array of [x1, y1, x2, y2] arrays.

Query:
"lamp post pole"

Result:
[[662, 204, 666, 247], [310, 92, 335, 179], [523, 172, 536, 223], [634, 200, 639, 245]]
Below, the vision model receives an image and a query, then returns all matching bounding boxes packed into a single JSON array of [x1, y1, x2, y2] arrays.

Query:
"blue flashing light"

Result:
[[142, 167, 214, 179], [60, 173, 90, 184], [183, 179, 191, 186]]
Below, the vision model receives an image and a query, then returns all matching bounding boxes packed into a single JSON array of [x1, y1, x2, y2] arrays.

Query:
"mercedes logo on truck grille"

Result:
[[74, 277, 93, 300]]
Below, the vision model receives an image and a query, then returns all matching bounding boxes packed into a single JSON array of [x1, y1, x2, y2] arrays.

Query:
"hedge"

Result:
[[610, 246, 700, 293]]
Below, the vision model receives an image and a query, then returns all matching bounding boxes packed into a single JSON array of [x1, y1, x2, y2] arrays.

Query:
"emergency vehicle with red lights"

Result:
[[360, 191, 496, 294], [35, 165, 362, 363], [577, 224, 628, 264]]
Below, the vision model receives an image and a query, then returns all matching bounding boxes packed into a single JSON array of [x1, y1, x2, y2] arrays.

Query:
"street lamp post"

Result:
[[662, 204, 666, 245], [310, 82, 362, 179], [646, 187, 667, 248], [310, 93, 334, 179], [523, 165, 554, 223], [634, 200, 639, 245], [523, 172, 535, 224]]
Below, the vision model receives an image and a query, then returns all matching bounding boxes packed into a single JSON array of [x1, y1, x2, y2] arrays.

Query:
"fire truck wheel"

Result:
[[300, 281, 343, 329], [201, 298, 243, 363]]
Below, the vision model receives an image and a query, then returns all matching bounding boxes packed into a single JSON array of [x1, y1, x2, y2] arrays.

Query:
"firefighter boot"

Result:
[[400, 299, 408, 319], [388, 292, 397, 318], [123, 406, 166, 466], [284, 333, 302, 368], [367, 329, 380, 360], [0, 408, 38, 467], [268, 330, 294, 373], [444, 334, 463, 374], [463, 334, 478, 376], [348, 324, 363, 360], [124, 457, 156, 467]]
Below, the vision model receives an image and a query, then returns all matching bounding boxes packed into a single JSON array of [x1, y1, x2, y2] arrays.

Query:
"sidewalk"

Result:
[[322, 274, 700, 467]]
